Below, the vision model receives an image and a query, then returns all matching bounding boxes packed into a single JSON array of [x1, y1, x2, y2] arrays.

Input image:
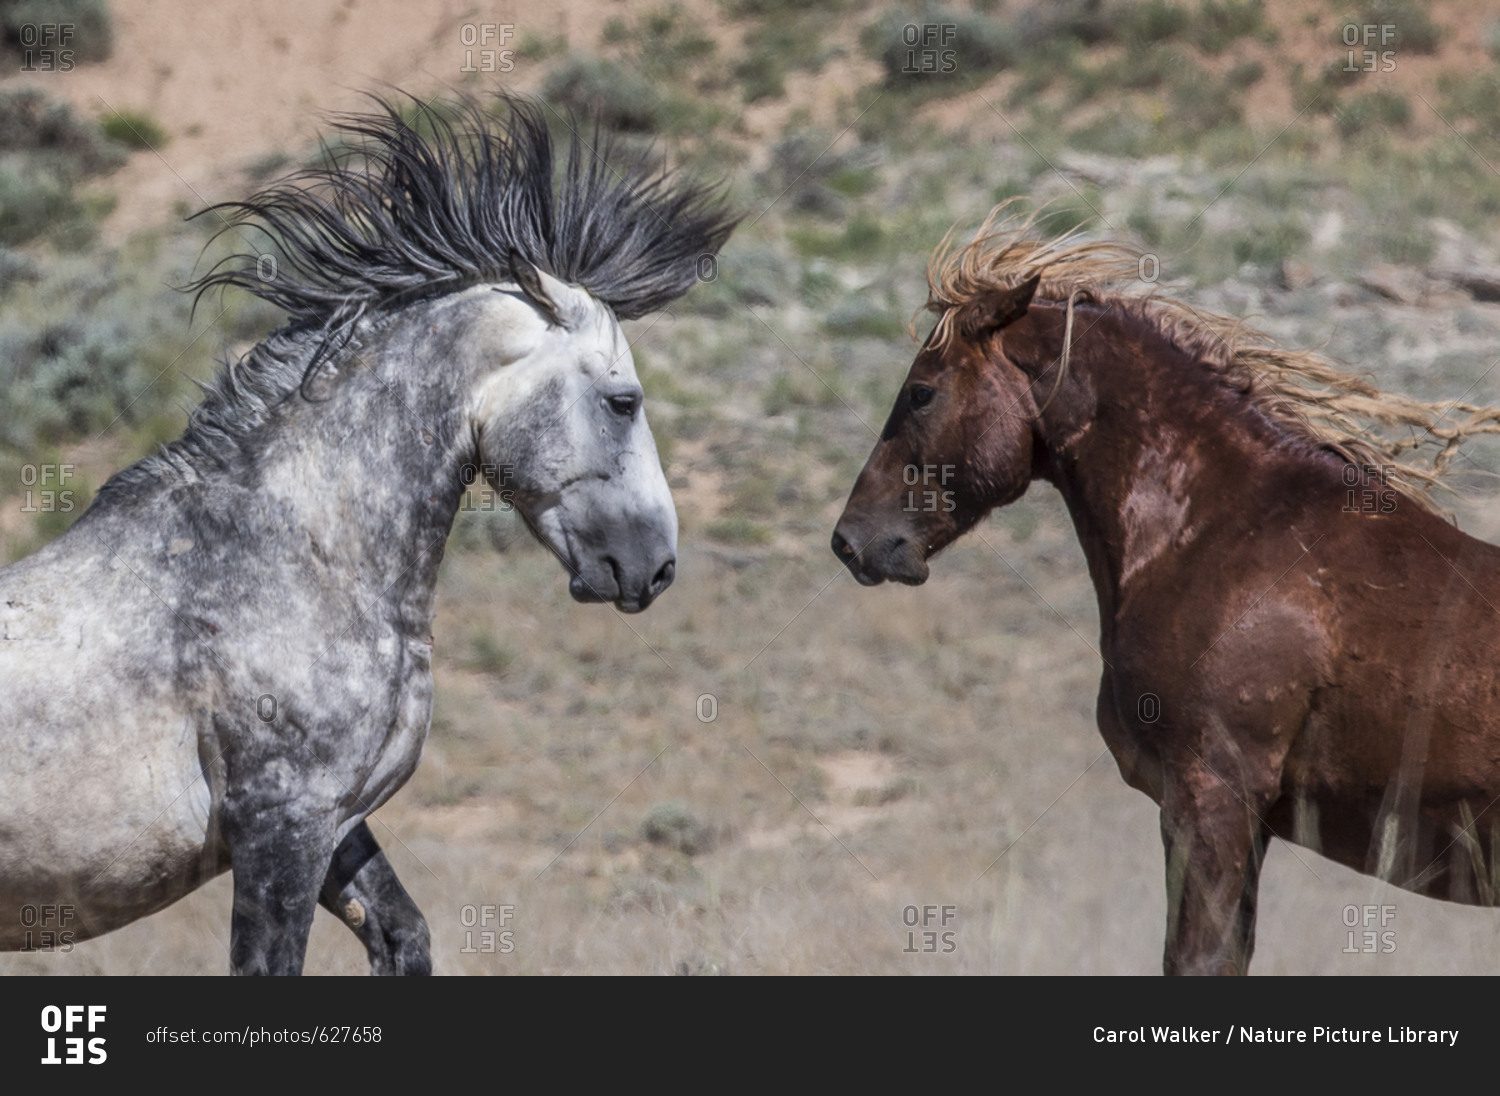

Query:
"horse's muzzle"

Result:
[[568, 551, 676, 612], [830, 526, 930, 586]]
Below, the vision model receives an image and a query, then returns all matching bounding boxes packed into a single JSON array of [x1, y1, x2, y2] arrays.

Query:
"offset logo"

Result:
[[40, 1005, 106, 1065], [903, 464, 956, 513], [459, 463, 518, 513], [18, 464, 75, 514], [15, 24, 76, 71], [900, 23, 957, 75], [459, 23, 515, 73], [458, 903, 515, 954], [902, 904, 958, 954], [1342, 903, 1396, 954], [1341, 463, 1398, 514], [1343, 23, 1396, 73], [18, 903, 75, 951]]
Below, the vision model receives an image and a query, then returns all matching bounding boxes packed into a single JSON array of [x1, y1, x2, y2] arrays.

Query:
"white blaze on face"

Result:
[[467, 274, 677, 610]]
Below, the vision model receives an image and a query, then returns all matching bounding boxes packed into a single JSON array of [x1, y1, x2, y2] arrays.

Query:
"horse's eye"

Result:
[[910, 385, 935, 409], [607, 393, 640, 418]]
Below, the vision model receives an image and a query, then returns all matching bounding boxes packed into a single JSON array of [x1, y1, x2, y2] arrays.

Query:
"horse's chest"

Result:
[[347, 638, 435, 814], [250, 630, 435, 822]]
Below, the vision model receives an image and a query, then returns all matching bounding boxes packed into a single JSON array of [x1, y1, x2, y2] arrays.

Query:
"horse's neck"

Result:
[[1033, 308, 1287, 625], [277, 383, 459, 575], [256, 345, 472, 608], [99, 320, 473, 627]]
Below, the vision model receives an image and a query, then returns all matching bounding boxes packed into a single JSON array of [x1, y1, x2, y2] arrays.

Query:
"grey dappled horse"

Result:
[[0, 98, 735, 974]]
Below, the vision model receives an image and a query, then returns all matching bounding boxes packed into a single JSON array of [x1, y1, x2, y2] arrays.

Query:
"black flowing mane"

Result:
[[190, 92, 737, 334], [96, 93, 736, 501]]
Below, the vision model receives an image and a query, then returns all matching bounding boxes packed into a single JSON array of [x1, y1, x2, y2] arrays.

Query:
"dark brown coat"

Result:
[[834, 216, 1500, 974]]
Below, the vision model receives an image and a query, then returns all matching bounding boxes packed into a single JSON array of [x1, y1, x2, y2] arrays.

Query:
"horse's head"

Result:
[[831, 274, 1042, 585], [467, 269, 676, 613]]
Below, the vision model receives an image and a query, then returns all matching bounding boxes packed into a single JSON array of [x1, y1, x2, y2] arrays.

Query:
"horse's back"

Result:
[[1305, 508, 1500, 783]]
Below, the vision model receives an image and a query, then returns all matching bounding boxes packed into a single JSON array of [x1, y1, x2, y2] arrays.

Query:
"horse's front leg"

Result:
[[224, 791, 339, 976], [1159, 760, 1273, 976], [320, 821, 431, 976]]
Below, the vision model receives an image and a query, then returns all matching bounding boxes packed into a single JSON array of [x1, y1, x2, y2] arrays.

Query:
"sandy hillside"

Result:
[[5, 0, 615, 236]]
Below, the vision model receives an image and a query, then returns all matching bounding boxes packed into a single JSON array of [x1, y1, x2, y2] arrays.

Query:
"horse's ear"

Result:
[[510, 255, 594, 330], [959, 274, 1040, 341]]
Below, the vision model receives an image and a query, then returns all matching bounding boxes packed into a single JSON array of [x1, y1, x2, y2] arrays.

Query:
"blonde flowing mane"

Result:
[[925, 200, 1500, 513]]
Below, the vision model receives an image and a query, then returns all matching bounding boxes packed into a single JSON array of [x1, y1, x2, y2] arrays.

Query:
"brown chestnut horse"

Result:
[[832, 203, 1500, 974]]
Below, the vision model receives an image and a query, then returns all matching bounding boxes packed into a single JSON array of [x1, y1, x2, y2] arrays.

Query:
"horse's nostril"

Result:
[[831, 531, 853, 559], [651, 558, 676, 592]]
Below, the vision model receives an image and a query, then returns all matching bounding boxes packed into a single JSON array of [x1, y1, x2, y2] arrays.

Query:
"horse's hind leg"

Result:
[[1160, 764, 1272, 976], [320, 821, 432, 976]]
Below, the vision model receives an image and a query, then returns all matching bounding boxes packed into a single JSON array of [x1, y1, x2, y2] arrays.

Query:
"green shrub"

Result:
[[760, 129, 881, 217], [1103, 41, 1183, 91], [0, 87, 124, 172], [1438, 72, 1500, 146], [827, 164, 880, 198], [0, 246, 202, 454], [0, 89, 125, 246], [736, 48, 787, 103], [1290, 57, 1369, 114], [1188, 0, 1266, 53], [1229, 217, 1308, 267], [1010, 0, 1115, 49], [0, 160, 77, 245], [1348, 140, 1500, 240], [1119, 0, 1190, 44], [1004, 35, 1087, 103], [761, 373, 806, 416], [679, 242, 792, 316], [1167, 62, 1244, 135], [99, 107, 168, 150], [634, 4, 715, 75], [0, 245, 39, 291], [863, 7, 1018, 86], [516, 31, 567, 61], [0, 312, 138, 441], [1339, 0, 1441, 55], [1064, 107, 1157, 157], [1336, 89, 1410, 138], [1225, 59, 1264, 90], [542, 53, 670, 133], [736, 18, 834, 103], [641, 801, 717, 856]]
